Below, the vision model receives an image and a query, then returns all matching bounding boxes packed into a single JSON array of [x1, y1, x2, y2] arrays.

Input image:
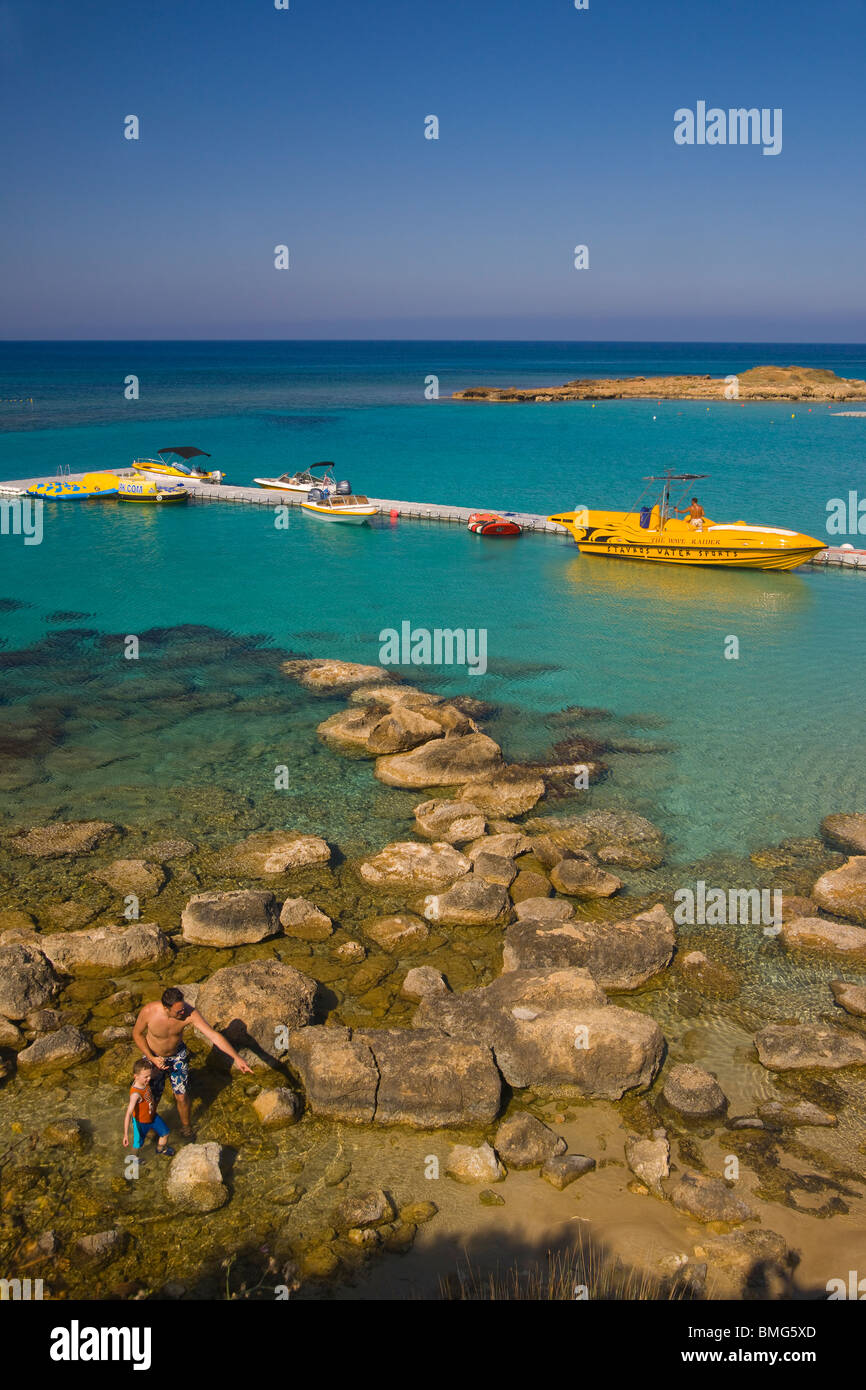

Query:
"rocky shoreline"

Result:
[[453, 364, 866, 403], [1, 657, 866, 1300]]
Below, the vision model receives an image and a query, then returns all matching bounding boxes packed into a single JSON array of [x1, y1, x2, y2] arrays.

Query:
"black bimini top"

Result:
[[157, 446, 212, 460], [642, 472, 708, 482]]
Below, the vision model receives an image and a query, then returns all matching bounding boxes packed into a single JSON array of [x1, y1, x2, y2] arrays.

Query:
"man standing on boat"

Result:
[[674, 496, 706, 530], [132, 987, 252, 1140]]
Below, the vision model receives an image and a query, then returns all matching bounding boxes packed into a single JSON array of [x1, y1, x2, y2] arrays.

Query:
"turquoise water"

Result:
[[1, 342, 865, 862]]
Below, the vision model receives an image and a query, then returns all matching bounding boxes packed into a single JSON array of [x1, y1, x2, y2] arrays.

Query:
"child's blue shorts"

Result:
[[132, 1114, 169, 1149]]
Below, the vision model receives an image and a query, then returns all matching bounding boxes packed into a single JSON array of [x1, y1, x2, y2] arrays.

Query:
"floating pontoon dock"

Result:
[[3, 472, 865, 568]]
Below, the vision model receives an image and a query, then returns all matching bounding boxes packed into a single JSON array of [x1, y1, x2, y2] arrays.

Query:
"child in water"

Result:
[[123, 1057, 175, 1156]]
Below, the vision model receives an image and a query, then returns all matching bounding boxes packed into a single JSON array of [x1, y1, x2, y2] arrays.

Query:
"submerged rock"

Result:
[[166, 1142, 228, 1213], [502, 904, 674, 989], [281, 658, 394, 692], [90, 859, 165, 898], [625, 1130, 670, 1193], [374, 732, 502, 788], [495, 1111, 566, 1169], [540, 1153, 596, 1189], [549, 858, 622, 899], [40, 922, 172, 975], [514, 896, 573, 922], [780, 915, 866, 956], [662, 1063, 728, 1118], [75, 1229, 128, 1266], [182, 889, 281, 947], [8, 820, 118, 858], [319, 704, 443, 755], [415, 967, 664, 1100], [471, 852, 517, 887], [279, 898, 333, 941], [349, 684, 441, 709], [510, 873, 554, 905], [757, 1100, 837, 1128], [697, 1229, 792, 1297], [821, 813, 866, 855], [0, 943, 60, 1019], [458, 771, 546, 818], [527, 810, 665, 866], [17, 1025, 95, 1073], [285, 1025, 502, 1128], [680, 951, 740, 999], [664, 1171, 754, 1225], [811, 857, 866, 924], [400, 966, 450, 1001], [0, 1018, 22, 1046], [43, 1117, 88, 1148], [359, 841, 470, 890], [253, 1087, 302, 1128], [223, 831, 331, 877], [413, 798, 486, 845], [196, 959, 317, 1069], [830, 980, 866, 1017], [364, 913, 429, 952], [467, 831, 530, 860], [755, 1022, 866, 1070], [0, 909, 36, 932], [423, 877, 512, 927], [446, 1142, 505, 1184], [336, 1190, 396, 1230]]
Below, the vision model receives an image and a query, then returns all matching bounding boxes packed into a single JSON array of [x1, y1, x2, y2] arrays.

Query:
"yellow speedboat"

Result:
[[131, 446, 223, 484], [118, 478, 188, 504], [549, 473, 825, 571]]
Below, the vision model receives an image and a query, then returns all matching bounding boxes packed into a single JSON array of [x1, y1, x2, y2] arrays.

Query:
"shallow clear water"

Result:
[[1, 342, 865, 861]]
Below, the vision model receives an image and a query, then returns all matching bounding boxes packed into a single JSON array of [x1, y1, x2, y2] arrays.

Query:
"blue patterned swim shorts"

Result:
[[148, 1045, 190, 1100]]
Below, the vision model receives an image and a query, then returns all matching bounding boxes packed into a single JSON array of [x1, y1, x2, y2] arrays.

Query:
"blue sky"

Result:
[[1, 0, 864, 339]]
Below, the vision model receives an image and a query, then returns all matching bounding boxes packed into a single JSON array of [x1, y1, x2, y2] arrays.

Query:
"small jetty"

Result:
[[4, 470, 865, 568]]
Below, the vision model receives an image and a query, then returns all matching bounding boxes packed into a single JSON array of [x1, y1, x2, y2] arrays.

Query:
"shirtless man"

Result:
[[674, 496, 706, 531], [132, 986, 252, 1139]]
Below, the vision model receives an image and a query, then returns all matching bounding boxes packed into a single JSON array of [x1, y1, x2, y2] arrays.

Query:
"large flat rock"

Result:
[[181, 889, 280, 947], [358, 840, 470, 890], [415, 967, 664, 1100], [755, 1022, 866, 1070], [196, 959, 318, 1070], [374, 733, 502, 789], [39, 922, 172, 975], [284, 1024, 502, 1127], [812, 857, 866, 924], [502, 904, 674, 989], [0, 943, 60, 1020]]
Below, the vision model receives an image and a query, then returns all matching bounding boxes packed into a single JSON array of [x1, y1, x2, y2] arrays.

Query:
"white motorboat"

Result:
[[253, 462, 336, 494]]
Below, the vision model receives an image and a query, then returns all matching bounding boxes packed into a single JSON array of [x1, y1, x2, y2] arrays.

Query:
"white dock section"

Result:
[[2, 471, 865, 566], [181, 479, 566, 533]]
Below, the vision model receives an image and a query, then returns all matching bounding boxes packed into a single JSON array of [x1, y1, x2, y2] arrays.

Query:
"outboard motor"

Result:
[[307, 488, 323, 502], [336, 480, 352, 496]]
